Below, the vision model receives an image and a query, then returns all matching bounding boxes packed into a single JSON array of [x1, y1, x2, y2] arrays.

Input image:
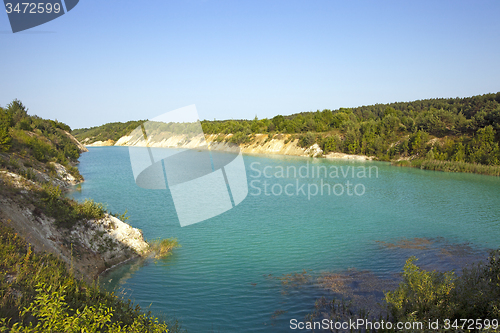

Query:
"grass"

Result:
[[392, 158, 500, 176], [0, 223, 177, 332], [148, 238, 181, 259]]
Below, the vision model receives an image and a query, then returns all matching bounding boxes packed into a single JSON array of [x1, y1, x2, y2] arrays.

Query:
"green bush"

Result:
[[19, 168, 37, 182], [46, 163, 56, 176], [37, 184, 106, 228], [0, 225, 172, 332], [228, 132, 251, 145], [321, 135, 340, 153], [41, 182, 62, 204], [0, 127, 11, 152], [1, 283, 169, 332], [298, 132, 316, 148], [28, 136, 55, 163], [385, 257, 455, 322], [75, 199, 106, 220], [386, 251, 500, 328]]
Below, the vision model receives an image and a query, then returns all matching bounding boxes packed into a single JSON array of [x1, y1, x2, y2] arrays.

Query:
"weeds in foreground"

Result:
[[0, 223, 179, 332]]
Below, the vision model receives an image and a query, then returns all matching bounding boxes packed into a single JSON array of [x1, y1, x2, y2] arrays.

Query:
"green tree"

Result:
[[409, 130, 429, 156], [0, 107, 12, 152], [330, 111, 350, 128], [271, 115, 285, 131], [321, 135, 340, 153], [0, 126, 11, 152], [451, 142, 465, 161], [6, 99, 29, 124], [298, 132, 316, 148], [467, 126, 500, 165]]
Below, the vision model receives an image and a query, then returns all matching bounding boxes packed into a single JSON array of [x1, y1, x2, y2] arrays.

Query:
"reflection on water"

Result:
[[100, 257, 148, 293]]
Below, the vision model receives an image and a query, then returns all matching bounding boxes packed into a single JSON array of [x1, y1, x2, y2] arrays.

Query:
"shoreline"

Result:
[[84, 138, 500, 177], [85, 134, 375, 162]]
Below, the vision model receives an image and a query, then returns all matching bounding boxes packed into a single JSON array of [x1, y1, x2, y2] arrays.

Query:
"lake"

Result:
[[70, 147, 500, 332]]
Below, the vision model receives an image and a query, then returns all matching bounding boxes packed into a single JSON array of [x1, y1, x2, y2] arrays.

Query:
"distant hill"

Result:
[[72, 92, 500, 175], [72, 120, 146, 145], [198, 92, 500, 173]]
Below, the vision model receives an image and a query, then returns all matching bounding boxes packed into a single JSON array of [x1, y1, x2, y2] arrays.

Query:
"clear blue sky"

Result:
[[1, 0, 499, 129]]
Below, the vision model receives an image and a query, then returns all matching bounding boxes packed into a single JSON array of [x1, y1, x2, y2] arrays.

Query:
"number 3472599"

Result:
[[5, 3, 62, 14]]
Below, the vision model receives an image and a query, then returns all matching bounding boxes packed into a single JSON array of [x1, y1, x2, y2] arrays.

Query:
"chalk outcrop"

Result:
[[84, 139, 115, 147], [112, 132, 373, 160], [50, 162, 79, 185], [0, 167, 149, 282]]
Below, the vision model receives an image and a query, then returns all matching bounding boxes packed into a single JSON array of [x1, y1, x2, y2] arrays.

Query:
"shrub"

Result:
[[0, 225, 172, 332], [386, 251, 500, 327], [229, 132, 250, 145], [41, 183, 62, 205], [28, 137, 55, 163], [75, 199, 106, 220], [7, 158, 20, 170], [46, 162, 56, 175], [385, 257, 455, 322], [112, 210, 129, 222], [67, 165, 83, 182], [19, 168, 37, 182], [321, 135, 340, 153], [0, 126, 11, 152], [149, 238, 180, 259], [298, 132, 316, 148], [37, 185, 105, 229]]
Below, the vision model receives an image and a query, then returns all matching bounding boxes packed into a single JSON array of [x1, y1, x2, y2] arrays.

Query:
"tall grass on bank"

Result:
[[392, 159, 500, 176], [0, 223, 173, 332]]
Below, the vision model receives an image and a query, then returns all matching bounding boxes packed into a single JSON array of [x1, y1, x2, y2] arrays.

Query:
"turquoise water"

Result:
[[70, 147, 500, 332]]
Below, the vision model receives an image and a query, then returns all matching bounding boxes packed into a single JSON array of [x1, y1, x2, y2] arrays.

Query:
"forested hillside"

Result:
[[201, 92, 500, 166], [0, 100, 82, 177], [72, 92, 500, 175], [72, 120, 146, 144]]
